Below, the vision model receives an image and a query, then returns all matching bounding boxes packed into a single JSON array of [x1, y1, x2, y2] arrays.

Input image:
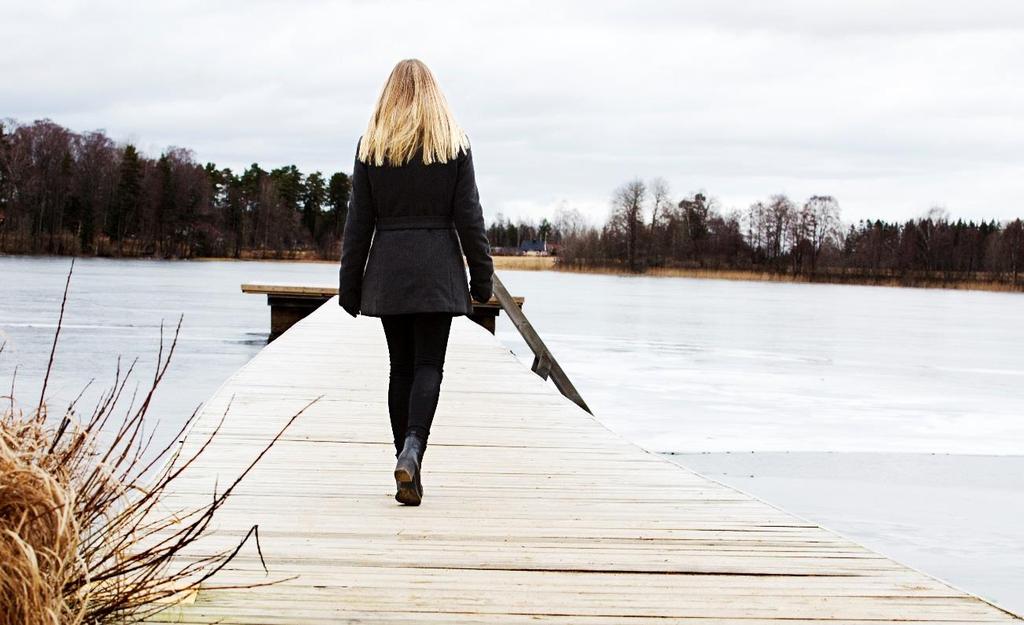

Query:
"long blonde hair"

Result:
[[358, 59, 469, 166]]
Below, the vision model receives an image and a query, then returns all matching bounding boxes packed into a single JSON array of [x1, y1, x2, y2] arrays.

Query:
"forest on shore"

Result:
[[2, 118, 1022, 289], [0, 118, 352, 258]]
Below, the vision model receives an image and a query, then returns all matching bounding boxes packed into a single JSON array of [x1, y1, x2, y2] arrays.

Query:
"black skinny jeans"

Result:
[[381, 313, 453, 455]]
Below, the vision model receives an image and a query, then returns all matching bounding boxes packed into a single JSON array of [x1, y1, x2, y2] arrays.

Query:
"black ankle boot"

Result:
[[394, 432, 426, 506]]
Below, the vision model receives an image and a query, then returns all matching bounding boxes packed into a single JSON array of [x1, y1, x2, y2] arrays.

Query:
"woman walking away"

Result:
[[338, 59, 494, 506]]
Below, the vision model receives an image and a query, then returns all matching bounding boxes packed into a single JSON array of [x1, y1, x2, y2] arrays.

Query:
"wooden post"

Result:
[[266, 294, 328, 341]]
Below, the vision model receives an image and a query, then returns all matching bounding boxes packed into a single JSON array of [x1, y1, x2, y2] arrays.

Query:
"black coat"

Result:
[[338, 140, 494, 317]]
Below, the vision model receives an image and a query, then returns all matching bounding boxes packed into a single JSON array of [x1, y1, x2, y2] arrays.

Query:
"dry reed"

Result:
[[491, 255, 556, 271], [1, 260, 313, 624], [552, 261, 1024, 293]]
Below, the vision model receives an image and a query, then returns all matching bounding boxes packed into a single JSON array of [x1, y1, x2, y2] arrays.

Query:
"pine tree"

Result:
[[303, 171, 326, 239], [110, 144, 142, 253], [157, 153, 174, 254], [271, 165, 303, 213], [327, 171, 351, 239]]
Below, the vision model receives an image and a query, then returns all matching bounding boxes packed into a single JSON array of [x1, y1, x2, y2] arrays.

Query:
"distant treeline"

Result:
[[2, 119, 1022, 288], [0, 118, 351, 258], [498, 179, 1024, 288]]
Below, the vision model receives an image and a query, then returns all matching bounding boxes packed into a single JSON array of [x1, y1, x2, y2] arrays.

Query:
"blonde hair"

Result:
[[358, 59, 469, 166]]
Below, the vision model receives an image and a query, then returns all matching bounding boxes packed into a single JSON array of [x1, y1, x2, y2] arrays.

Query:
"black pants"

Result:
[[381, 313, 453, 455]]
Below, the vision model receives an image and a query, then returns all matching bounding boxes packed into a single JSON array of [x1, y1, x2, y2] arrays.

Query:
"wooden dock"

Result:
[[151, 299, 1020, 624], [241, 283, 524, 338]]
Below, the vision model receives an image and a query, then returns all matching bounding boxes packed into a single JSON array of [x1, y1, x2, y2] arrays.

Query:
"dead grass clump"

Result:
[[1, 261, 312, 624], [0, 413, 81, 625]]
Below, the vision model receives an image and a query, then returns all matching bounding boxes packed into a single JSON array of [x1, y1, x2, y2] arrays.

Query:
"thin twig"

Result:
[[37, 257, 75, 414]]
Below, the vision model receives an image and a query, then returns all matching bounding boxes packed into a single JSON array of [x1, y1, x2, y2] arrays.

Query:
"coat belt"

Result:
[[375, 215, 455, 231]]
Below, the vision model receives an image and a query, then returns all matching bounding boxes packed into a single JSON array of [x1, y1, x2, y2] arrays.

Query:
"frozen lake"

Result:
[[1, 256, 1022, 614], [494, 269, 1024, 455]]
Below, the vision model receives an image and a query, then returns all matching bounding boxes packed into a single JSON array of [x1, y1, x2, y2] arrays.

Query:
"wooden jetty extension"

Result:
[[150, 299, 1020, 624], [241, 282, 524, 338]]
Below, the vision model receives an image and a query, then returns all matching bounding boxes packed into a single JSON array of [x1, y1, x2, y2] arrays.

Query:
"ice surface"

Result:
[[495, 270, 1024, 454]]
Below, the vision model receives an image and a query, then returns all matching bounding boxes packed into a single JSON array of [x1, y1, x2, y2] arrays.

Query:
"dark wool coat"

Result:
[[338, 140, 494, 317]]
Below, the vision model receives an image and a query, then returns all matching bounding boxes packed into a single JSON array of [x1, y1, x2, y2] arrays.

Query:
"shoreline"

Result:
[[554, 261, 1024, 293], [4, 252, 1020, 293], [552, 262, 1024, 293]]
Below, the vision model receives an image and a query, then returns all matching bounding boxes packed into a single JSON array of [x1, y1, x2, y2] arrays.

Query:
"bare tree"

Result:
[[773, 195, 797, 265], [553, 205, 588, 239], [746, 201, 767, 262], [801, 195, 841, 272], [648, 178, 671, 264], [609, 179, 646, 272]]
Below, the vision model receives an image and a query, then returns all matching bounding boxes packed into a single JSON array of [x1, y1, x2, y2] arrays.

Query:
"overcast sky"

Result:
[[4, 0, 1023, 224]]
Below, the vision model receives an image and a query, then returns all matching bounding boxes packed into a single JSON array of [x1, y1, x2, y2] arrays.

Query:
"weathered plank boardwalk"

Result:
[[151, 299, 1020, 624]]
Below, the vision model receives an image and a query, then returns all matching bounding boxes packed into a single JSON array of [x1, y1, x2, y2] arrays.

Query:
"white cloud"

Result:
[[2, 0, 1022, 224]]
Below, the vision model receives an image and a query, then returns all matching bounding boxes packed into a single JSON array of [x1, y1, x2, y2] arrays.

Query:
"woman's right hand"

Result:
[[470, 284, 492, 304]]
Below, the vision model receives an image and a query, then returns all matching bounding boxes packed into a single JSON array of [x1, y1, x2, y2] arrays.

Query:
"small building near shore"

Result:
[[490, 240, 557, 256], [519, 239, 547, 254]]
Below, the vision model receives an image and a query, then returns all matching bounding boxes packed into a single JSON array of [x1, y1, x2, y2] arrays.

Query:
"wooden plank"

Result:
[[241, 282, 338, 297], [492, 274, 592, 413], [145, 299, 1020, 624]]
